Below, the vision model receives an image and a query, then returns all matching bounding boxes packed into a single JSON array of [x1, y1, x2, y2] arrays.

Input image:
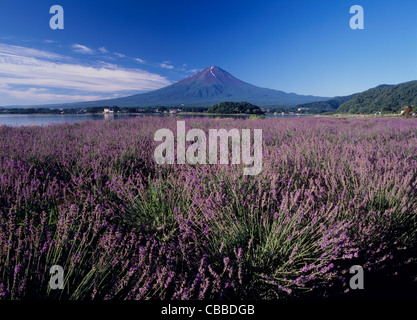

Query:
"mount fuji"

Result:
[[14, 66, 329, 108]]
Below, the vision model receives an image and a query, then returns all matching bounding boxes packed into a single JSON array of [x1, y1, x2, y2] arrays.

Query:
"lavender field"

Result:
[[0, 117, 416, 300]]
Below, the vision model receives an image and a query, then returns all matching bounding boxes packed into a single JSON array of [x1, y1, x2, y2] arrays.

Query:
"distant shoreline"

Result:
[[313, 113, 401, 118], [0, 111, 403, 118], [178, 112, 260, 116]]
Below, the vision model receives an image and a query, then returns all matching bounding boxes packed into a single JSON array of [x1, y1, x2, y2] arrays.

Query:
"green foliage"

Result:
[[295, 94, 359, 113], [249, 115, 265, 119], [338, 81, 417, 114], [207, 101, 264, 114]]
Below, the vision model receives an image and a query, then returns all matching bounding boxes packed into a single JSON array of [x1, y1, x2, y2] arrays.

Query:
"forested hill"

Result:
[[207, 101, 264, 114], [337, 81, 417, 114], [295, 93, 359, 113]]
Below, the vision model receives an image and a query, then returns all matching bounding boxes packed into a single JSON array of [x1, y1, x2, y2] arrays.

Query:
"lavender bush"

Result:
[[0, 117, 416, 299]]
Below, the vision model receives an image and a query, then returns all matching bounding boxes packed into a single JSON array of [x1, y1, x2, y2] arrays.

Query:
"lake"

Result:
[[0, 113, 306, 127]]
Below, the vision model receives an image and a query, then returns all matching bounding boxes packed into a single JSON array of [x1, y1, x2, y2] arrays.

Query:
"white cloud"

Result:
[[114, 52, 126, 58], [0, 44, 172, 104], [0, 43, 67, 61], [99, 47, 109, 53], [135, 58, 145, 64], [0, 85, 104, 102], [72, 44, 94, 54], [160, 63, 174, 70]]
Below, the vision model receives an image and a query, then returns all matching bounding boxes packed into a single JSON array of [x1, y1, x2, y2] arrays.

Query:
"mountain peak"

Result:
[[202, 66, 221, 72], [196, 66, 227, 77], [178, 66, 246, 86], [23, 66, 329, 108]]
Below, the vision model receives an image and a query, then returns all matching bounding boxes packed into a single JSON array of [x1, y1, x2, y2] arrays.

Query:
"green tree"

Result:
[[403, 105, 413, 117], [207, 101, 263, 114]]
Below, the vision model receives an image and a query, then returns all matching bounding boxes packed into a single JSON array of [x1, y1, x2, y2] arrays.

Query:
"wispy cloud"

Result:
[[71, 44, 94, 54], [0, 85, 104, 103], [0, 44, 172, 105], [176, 63, 200, 75], [99, 48, 140, 63], [160, 63, 174, 70], [0, 43, 68, 61]]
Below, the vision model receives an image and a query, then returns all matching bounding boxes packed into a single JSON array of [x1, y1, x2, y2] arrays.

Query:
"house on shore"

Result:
[[103, 108, 114, 114]]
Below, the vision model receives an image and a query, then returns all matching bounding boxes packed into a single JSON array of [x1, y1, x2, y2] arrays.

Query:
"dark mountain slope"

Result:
[[338, 81, 417, 113]]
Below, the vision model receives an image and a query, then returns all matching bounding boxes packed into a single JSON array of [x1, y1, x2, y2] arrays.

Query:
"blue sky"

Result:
[[0, 0, 416, 106]]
